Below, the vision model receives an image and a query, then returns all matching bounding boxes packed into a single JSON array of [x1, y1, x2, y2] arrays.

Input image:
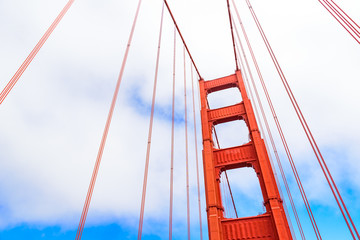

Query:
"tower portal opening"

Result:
[[212, 120, 249, 149], [220, 167, 265, 219], [207, 87, 242, 110]]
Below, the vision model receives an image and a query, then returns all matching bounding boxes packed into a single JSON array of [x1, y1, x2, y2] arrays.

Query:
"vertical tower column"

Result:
[[199, 70, 292, 240]]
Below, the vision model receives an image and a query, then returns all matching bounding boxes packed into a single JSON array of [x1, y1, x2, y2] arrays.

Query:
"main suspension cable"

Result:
[[163, 0, 202, 79], [169, 26, 176, 240], [137, 3, 165, 240], [244, 0, 359, 238], [190, 65, 204, 240], [232, 1, 320, 239], [75, 0, 143, 239], [0, 0, 75, 105]]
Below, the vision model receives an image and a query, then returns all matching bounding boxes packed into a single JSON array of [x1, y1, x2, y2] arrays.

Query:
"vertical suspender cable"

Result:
[[190, 65, 204, 240], [233, 20, 301, 239], [75, 0, 143, 239], [137, 3, 165, 240], [231, 1, 319, 239], [0, 0, 75, 104], [183, 47, 191, 240], [244, 0, 359, 238], [169, 27, 176, 240]]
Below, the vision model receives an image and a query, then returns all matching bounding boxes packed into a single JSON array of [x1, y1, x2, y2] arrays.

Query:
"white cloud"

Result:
[[0, 0, 359, 238]]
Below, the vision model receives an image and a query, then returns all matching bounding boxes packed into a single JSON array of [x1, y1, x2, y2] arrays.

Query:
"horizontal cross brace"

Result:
[[213, 143, 257, 170], [204, 74, 238, 94], [208, 102, 246, 125]]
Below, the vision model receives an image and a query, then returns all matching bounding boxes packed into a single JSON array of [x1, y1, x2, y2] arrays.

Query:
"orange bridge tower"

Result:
[[199, 70, 292, 240]]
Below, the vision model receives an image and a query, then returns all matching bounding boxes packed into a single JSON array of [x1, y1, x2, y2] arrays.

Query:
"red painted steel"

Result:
[[199, 71, 293, 240]]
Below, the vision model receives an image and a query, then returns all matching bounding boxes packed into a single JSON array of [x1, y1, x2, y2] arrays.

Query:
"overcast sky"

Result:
[[0, 0, 360, 239]]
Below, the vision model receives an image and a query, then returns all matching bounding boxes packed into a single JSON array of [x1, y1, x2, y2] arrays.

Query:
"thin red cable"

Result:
[[245, 0, 359, 238], [169, 27, 176, 240], [163, 0, 202, 79], [74, 0, 143, 239], [326, 0, 360, 36], [318, 0, 360, 43], [319, 0, 360, 43], [328, 0, 360, 29], [224, 171, 238, 218], [232, 20, 304, 239], [183, 46, 191, 240], [235, 37, 297, 237], [137, 3, 165, 240], [226, 0, 239, 70], [322, 0, 360, 37], [190, 65, 204, 240], [220, 176, 229, 217], [0, 0, 75, 104], [232, 1, 321, 239]]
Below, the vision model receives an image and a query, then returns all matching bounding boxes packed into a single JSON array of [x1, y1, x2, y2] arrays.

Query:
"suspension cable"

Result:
[[163, 0, 202, 79], [183, 46, 191, 240], [224, 171, 238, 218], [226, 0, 239, 70], [235, 35, 296, 238], [231, 1, 320, 239], [190, 65, 204, 240], [75, 1, 143, 239], [232, 16, 303, 239], [169, 27, 176, 240], [244, 0, 359, 238], [320, 0, 360, 41], [327, 0, 360, 30], [137, 3, 165, 240], [318, 0, 360, 44], [0, 0, 75, 105]]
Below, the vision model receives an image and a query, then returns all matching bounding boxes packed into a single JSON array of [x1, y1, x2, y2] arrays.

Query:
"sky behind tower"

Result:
[[0, 0, 360, 239]]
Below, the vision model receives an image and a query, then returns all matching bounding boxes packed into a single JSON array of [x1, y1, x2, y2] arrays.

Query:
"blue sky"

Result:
[[0, 0, 360, 239]]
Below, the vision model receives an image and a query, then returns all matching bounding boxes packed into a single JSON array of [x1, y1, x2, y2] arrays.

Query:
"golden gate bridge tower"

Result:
[[199, 71, 292, 239], [1, 0, 360, 239]]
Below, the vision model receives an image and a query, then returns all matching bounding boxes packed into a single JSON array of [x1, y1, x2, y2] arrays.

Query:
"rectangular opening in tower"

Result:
[[207, 87, 242, 110], [212, 120, 250, 149], [220, 168, 265, 219]]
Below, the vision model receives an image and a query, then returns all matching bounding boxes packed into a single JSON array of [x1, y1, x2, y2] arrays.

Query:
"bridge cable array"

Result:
[[244, 0, 360, 238], [183, 46, 191, 240], [74, 0, 144, 239], [137, 3, 165, 240], [190, 64, 204, 240], [231, 1, 316, 238], [3, 0, 359, 239], [318, 0, 360, 44], [230, 13, 305, 239]]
